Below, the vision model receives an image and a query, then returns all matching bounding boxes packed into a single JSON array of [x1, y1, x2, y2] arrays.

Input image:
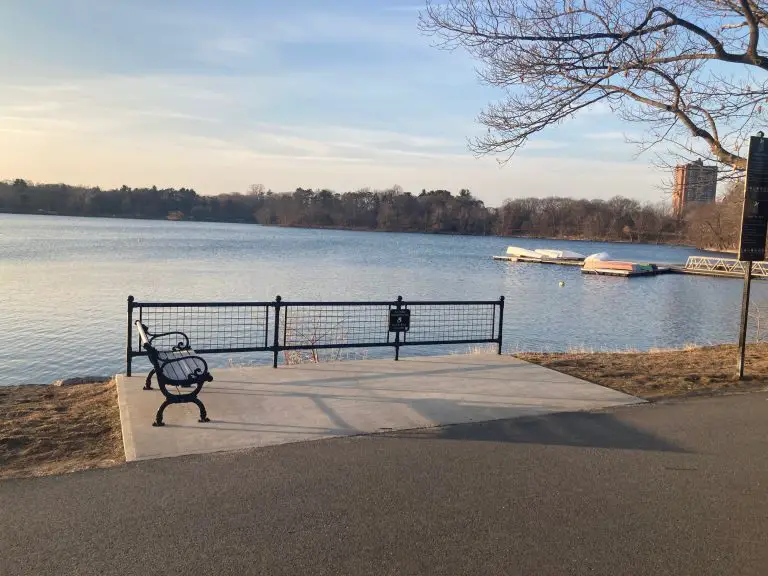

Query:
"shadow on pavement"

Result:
[[386, 409, 685, 453]]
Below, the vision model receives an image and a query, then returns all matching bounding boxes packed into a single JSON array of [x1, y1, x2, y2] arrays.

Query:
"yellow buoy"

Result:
[[559, 281, 565, 287]]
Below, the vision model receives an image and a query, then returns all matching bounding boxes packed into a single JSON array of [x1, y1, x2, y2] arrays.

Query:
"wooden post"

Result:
[[737, 261, 753, 379]]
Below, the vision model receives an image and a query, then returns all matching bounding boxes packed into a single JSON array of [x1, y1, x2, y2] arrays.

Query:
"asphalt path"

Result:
[[2, 393, 768, 575]]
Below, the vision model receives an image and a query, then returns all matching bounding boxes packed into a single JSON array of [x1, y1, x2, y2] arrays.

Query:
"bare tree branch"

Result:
[[420, 0, 768, 173]]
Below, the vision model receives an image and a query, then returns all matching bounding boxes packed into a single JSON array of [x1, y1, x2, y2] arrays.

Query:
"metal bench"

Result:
[[135, 321, 213, 427]]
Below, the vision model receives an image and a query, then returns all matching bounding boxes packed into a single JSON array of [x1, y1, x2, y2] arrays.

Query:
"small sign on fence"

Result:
[[388, 309, 410, 332]]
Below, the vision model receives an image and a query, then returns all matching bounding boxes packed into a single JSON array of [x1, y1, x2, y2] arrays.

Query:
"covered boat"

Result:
[[505, 246, 543, 259], [584, 252, 611, 262], [533, 248, 586, 260]]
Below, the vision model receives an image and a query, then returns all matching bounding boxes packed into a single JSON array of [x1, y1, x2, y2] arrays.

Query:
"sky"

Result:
[[0, 0, 667, 206]]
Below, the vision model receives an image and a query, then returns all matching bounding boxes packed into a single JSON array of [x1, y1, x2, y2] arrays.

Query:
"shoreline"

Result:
[[0, 211, 733, 254], [3, 343, 768, 480]]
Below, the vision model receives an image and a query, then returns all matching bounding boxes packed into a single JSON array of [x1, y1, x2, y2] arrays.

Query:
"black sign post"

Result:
[[737, 132, 768, 378], [389, 296, 409, 361]]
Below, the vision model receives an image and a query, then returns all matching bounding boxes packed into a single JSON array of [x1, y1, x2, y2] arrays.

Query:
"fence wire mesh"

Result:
[[404, 303, 497, 343], [137, 304, 271, 353], [280, 304, 391, 348], [129, 297, 503, 370]]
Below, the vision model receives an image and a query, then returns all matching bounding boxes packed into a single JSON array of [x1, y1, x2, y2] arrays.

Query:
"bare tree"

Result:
[[420, 0, 768, 175], [684, 177, 744, 247], [248, 183, 266, 196]]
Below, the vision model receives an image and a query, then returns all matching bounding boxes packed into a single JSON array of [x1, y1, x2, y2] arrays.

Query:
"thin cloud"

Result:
[[584, 131, 626, 140], [580, 101, 613, 116], [383, 5, 428, 12], [523, 140, 569, 150]]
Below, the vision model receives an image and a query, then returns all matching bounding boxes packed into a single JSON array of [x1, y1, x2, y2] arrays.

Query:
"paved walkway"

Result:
[[116, 354, 642, 460], [2, 393, 768, 575]]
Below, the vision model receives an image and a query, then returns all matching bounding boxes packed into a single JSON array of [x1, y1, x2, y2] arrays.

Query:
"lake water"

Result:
[[1, 214, 762, 385]]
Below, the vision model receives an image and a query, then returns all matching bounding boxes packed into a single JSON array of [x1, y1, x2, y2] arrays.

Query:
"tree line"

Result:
[[0, 178, 741, 249]]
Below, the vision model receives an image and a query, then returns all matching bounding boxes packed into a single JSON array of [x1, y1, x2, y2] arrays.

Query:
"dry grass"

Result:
[[517, 343, 768, 400], [0, 380, 123, 480]]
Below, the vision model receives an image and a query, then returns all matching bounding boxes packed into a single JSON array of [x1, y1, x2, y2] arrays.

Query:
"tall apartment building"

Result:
[[672, 159, 718, 217]]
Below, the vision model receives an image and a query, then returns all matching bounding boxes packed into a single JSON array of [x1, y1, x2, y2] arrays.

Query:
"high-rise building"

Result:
[[672, 159, 718, 217]]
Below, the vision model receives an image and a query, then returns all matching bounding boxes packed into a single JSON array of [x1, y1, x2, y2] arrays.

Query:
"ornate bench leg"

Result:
[[192, 397, 210, 423], [152, 398, 172, 427], [144, 369, 156, 390]]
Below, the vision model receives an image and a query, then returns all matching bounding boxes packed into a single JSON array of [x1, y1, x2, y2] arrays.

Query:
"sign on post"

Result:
[[388, 309, 410, 332], [736, 133, 768, 379], [738, 134, 768, 261]]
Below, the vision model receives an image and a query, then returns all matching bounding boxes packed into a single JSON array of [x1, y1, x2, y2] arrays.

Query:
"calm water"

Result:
[[0, 214, 760, 385]]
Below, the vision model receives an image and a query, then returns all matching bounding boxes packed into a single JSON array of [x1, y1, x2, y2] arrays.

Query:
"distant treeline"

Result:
[[0, 178, 740, 249]]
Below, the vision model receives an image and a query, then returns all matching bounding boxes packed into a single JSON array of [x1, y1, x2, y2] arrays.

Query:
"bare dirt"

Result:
[[517, 343, 768, 400], [0, 380, 123, 480]]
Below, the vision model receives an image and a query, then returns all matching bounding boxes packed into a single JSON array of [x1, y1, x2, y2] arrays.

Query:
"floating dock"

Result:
[[492, 255, 584, 266], [493, 254, 768, 280], [581, 266, 672, 277]]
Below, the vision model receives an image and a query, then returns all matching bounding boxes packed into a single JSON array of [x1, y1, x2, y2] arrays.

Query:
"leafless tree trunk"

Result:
[[420, 0, 768, 175]]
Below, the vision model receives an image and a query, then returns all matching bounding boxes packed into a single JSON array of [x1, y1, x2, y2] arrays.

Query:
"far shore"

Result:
[[3, 342, 766, 480], [0, 211, 734, 255]]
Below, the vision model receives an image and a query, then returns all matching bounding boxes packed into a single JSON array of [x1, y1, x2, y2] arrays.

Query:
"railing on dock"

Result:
[[684, 257, 768, 278], [126, 295, 505, 376]]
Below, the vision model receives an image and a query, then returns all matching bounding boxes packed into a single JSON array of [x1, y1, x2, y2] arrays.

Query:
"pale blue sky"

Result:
[[0, 0, 663, 205]]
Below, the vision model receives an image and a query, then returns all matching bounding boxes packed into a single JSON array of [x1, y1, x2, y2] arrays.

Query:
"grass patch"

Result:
[[0, 380, 123, 480], [517, 343, 768, 400]]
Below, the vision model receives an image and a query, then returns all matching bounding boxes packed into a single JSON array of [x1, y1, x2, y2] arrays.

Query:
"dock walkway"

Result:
[[493, 254, 767, 280]]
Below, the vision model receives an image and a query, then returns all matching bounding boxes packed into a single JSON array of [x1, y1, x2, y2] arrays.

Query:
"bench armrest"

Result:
[[148, 331, 191, 351]]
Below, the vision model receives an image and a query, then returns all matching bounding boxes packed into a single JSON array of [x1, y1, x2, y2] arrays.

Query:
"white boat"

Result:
[[505, 246, 543, 259], [534, 248, 586, 260], [584, 252, 611, 262]]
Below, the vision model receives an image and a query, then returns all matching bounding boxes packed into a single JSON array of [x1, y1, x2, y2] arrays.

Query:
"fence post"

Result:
[[497, 295, 505, 355], [394, 295, 402, 361], [273, 295, 282, 368], [126, 295, 134, 376]]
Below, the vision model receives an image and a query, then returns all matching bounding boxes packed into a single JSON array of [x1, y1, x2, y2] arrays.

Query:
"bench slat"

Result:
[[166, 352, 185, 381], [157, 349, 206, 384], [166, 360, 183, 382]]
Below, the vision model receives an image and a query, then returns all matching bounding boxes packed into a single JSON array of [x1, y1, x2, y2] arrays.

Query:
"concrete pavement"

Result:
[[117, 354, 643, 461], [2, 393, 768, 575]]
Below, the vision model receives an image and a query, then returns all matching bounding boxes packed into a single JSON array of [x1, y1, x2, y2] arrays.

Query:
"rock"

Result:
[[51, 376, 112, 387]]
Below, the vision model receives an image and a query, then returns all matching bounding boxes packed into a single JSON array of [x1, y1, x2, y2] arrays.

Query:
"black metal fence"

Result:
[[126, 295, 504, 376]]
